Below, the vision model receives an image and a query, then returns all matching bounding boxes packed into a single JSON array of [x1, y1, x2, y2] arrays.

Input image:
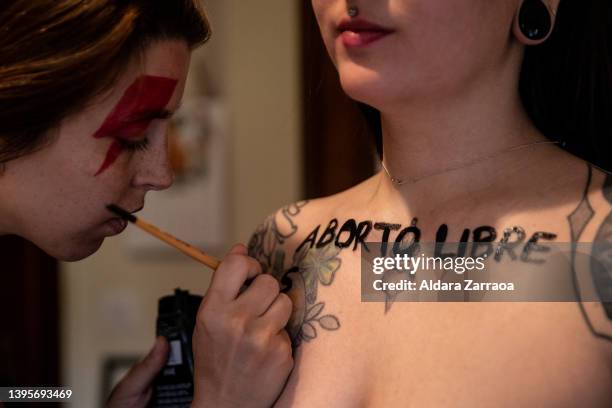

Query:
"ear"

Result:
[[513, 0, 560, 45]]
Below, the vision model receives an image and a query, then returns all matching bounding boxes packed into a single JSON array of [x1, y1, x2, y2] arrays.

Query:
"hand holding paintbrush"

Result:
[[106, 203, 294, 407]]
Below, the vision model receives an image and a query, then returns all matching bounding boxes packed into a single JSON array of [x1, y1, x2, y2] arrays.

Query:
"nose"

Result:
[[131, 143, 175, 192]]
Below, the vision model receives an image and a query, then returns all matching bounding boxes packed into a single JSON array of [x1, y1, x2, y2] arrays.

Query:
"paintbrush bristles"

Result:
[[106, 204, 137, 223]]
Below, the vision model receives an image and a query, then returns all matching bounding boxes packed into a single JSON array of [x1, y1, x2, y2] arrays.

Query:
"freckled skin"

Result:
[[0, 40, 190, 261]]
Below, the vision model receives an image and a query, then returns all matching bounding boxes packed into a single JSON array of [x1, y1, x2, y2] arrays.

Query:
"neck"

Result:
[[378, 51, 549, 198]]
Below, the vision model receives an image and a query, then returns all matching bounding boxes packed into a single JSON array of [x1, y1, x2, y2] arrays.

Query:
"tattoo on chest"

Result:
[[576, 165, 612, 341], [248, 201, 342, 346], [248, 164, 612, 347], [248, 201, 562, 347], [296, 218, 557, 262]]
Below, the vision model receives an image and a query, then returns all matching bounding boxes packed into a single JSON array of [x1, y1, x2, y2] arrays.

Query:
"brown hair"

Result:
[[0, 0, 210, 164]]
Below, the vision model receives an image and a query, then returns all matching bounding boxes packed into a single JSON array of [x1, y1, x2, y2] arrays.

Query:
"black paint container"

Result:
[[152, 288, 202, 408]]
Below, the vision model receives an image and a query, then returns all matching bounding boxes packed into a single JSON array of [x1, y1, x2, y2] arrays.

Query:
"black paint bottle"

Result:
[[152, 288, 202, 407]]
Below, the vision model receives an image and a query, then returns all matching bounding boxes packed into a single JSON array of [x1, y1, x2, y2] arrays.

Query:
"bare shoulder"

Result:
[[247, 176, 377, 277]]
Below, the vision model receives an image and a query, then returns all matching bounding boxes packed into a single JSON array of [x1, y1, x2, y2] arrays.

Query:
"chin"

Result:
[[45, 238, 104, 262], [337, 64, 395, 109]]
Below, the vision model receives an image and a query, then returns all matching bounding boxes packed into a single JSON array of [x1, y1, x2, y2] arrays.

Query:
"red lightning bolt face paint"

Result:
[[93, 75, 178, 176]]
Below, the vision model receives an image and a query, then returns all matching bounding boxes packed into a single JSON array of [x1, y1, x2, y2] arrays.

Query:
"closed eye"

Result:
[[119, 137, 150, 152]]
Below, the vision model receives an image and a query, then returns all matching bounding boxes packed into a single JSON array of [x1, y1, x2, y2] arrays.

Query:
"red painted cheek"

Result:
[[92, 75, 178, 176], [94, 140, 123, 176]]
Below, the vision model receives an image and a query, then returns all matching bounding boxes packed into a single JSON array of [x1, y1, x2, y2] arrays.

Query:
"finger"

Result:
[[116, 336, 169, 394], [207, 253, 262, 302], [230, 244, 257, 295], [227, 243, 247, 256], [276, 328, 293, 351], [272, 329, 294, 364], [235, 274, 281, 316], [258, 292, 293, 333]]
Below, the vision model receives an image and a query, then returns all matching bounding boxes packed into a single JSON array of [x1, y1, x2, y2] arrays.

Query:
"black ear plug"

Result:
[[519, 0, 552, 41]]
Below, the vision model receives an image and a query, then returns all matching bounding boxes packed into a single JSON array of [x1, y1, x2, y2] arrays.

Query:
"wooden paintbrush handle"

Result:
[[135, 218, 221, 270]]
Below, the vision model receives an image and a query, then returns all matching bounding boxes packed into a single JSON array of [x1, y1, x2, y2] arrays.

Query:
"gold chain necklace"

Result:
[[381, 140, 561, 185]]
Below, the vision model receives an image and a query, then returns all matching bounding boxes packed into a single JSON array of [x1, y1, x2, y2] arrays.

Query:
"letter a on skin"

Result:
[[93, 75, 178, 176]]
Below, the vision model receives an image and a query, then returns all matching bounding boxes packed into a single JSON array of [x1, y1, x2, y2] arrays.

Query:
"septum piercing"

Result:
[[348, 4, 359, 17]]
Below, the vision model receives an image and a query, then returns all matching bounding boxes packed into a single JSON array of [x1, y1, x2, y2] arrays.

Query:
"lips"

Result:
[[102, 205, 142, 236], [106, 218, 128, 235], [337, 18, 393, 48]]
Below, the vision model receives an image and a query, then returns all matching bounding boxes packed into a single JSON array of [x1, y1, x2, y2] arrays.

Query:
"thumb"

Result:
[[118, 336, 169, 394]]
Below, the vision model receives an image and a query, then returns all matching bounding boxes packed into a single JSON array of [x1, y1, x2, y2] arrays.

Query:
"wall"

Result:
[[60, 1, 301, 406]]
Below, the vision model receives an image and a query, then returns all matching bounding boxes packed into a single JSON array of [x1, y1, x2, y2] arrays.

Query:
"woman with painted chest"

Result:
[[249, 0, 612, 406]]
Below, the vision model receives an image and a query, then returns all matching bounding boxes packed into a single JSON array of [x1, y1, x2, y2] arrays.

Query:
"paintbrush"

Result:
[[106, 204, 221, 270]]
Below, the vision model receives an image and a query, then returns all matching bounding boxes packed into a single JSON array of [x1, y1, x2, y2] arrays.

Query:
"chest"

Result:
[[275, 250, 612, 407]]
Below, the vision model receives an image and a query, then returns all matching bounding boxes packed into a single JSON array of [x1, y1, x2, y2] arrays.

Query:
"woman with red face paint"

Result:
[[0, 2, 292, 407]]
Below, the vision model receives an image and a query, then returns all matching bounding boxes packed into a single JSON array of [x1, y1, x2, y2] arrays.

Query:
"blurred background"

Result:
[[0, 1, 377, 406]]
